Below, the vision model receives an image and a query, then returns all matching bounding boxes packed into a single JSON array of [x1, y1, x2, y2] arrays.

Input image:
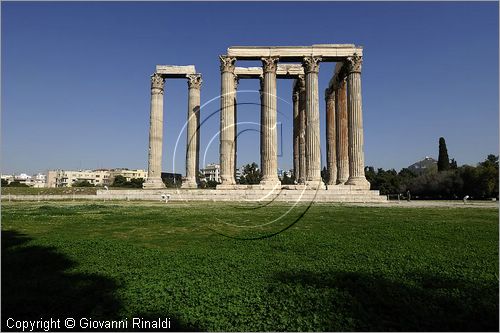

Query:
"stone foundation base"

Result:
[[217, 181, 282, 190], [257, 179, 282, 190], [305, 179, 326, 190], [345, 177, 370, 189], [142, 178, 166, 189], [97, 187, 387, 203], [181, 180, 198, 189]]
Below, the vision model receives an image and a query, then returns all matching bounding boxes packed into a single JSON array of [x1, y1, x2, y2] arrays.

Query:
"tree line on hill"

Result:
[[359, 138, 498, 199], [363, 154, 498, 199]]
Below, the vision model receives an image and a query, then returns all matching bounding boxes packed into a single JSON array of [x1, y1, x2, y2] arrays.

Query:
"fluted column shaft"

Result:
[[292, 89, 300, 181], [144, 73, 166, 189], [259, 75, 264, 174], [260, 57, 280, 186], [303, 56, 324, 189], [346, 55, 370, 188], [182, 74, 202, 188], [234, 76, 239, 179], [325, 88, 337, 185], [297, 76, 306, 184], [335, 76, 349, 184], [219, 56, 236, 186]]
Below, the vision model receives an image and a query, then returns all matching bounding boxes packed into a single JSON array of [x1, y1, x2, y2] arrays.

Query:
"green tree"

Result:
[[73, 180, 94, 187], [112, 175, 127, 187], [365, 166, 376, 188], [281, 172, 295, 185], [321, 166, 329, 184], [1, 179, 8, 187], [206, 180, 219, 188], [450, 158, 458, 169], [8, 181, 29, 187], [129, 178, 144, 188], [240, 163, 261, 185], [476, 155, 499, 198], [438, 137, 450, 171], [398, 168, 417, 192]]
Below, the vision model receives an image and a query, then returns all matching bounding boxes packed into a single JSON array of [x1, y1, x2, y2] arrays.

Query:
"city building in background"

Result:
[[45, 168, 146, 187], [109, 169, 147, 184], [201, 163, 221, 183]]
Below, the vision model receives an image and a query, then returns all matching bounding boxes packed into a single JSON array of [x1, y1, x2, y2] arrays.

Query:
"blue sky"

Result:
[[2, 1, 498, 175]]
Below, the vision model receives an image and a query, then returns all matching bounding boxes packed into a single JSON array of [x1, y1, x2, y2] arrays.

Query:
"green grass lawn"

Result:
[[2, 202, 498, 331]]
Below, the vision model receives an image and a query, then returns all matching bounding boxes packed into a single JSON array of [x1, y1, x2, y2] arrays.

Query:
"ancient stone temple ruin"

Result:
[[137, 44, 385, 202]]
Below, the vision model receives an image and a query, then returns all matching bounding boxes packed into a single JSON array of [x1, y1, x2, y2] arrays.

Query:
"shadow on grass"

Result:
[[2, 230, 121, 331], [275, 270, 499, 331], [1, 230, 198, 331]]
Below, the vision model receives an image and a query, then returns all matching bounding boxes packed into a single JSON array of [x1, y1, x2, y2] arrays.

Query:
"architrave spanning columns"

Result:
[[227, 45, 363, 61]]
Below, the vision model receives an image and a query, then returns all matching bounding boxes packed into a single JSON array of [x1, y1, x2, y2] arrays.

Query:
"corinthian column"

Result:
[[335, 75, 349, 184], [259, 74, 264, 175], [325, 87, 337, 185], [345, 54, 370, 189], [234, 75, 239, 180], [292, 88, 300, 181], [143, 73, 166, 189], [260, 56, 280, 188], [218, 55, 237, 187], [303, 56, 325, 189], [181, 74, 202, 189], [297, 75, 306, 184]]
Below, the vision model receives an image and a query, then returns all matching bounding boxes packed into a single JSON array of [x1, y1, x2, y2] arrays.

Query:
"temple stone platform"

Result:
[[96, 187, 387, 203]]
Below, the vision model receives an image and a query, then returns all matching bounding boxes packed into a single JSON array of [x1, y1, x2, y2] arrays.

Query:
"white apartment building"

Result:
[[2, 173, 46, 187], [46, 169, 109, 187], [31, 173, 47, 187], [46, 168, 146, 187], [109, 169, 147, 184], [201, 163, 221, 183], [1, 174, 14, 185]]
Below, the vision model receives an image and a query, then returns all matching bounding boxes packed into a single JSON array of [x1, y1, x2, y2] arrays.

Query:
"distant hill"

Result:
[[408, 156, 438, 174]]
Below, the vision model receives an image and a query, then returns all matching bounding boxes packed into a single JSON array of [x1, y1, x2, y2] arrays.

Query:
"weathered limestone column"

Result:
[[325, 87, 337, 186], [292, 88, 300, 181], [335, 75, 349, 184], [181, 74, 202, 189], [218, 56, 237, 187], [259, 75, 264, 175], [143, 73, 166, 189], [260, 56, 280, 187], [345, 54, 370, 188], [234, 75, 239, 180], [303, 56, 325, 189], [297, 75, 306, 184]]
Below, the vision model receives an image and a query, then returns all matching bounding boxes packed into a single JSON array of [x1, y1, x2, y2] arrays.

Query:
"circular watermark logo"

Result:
[[167, 89, 323, 239]]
